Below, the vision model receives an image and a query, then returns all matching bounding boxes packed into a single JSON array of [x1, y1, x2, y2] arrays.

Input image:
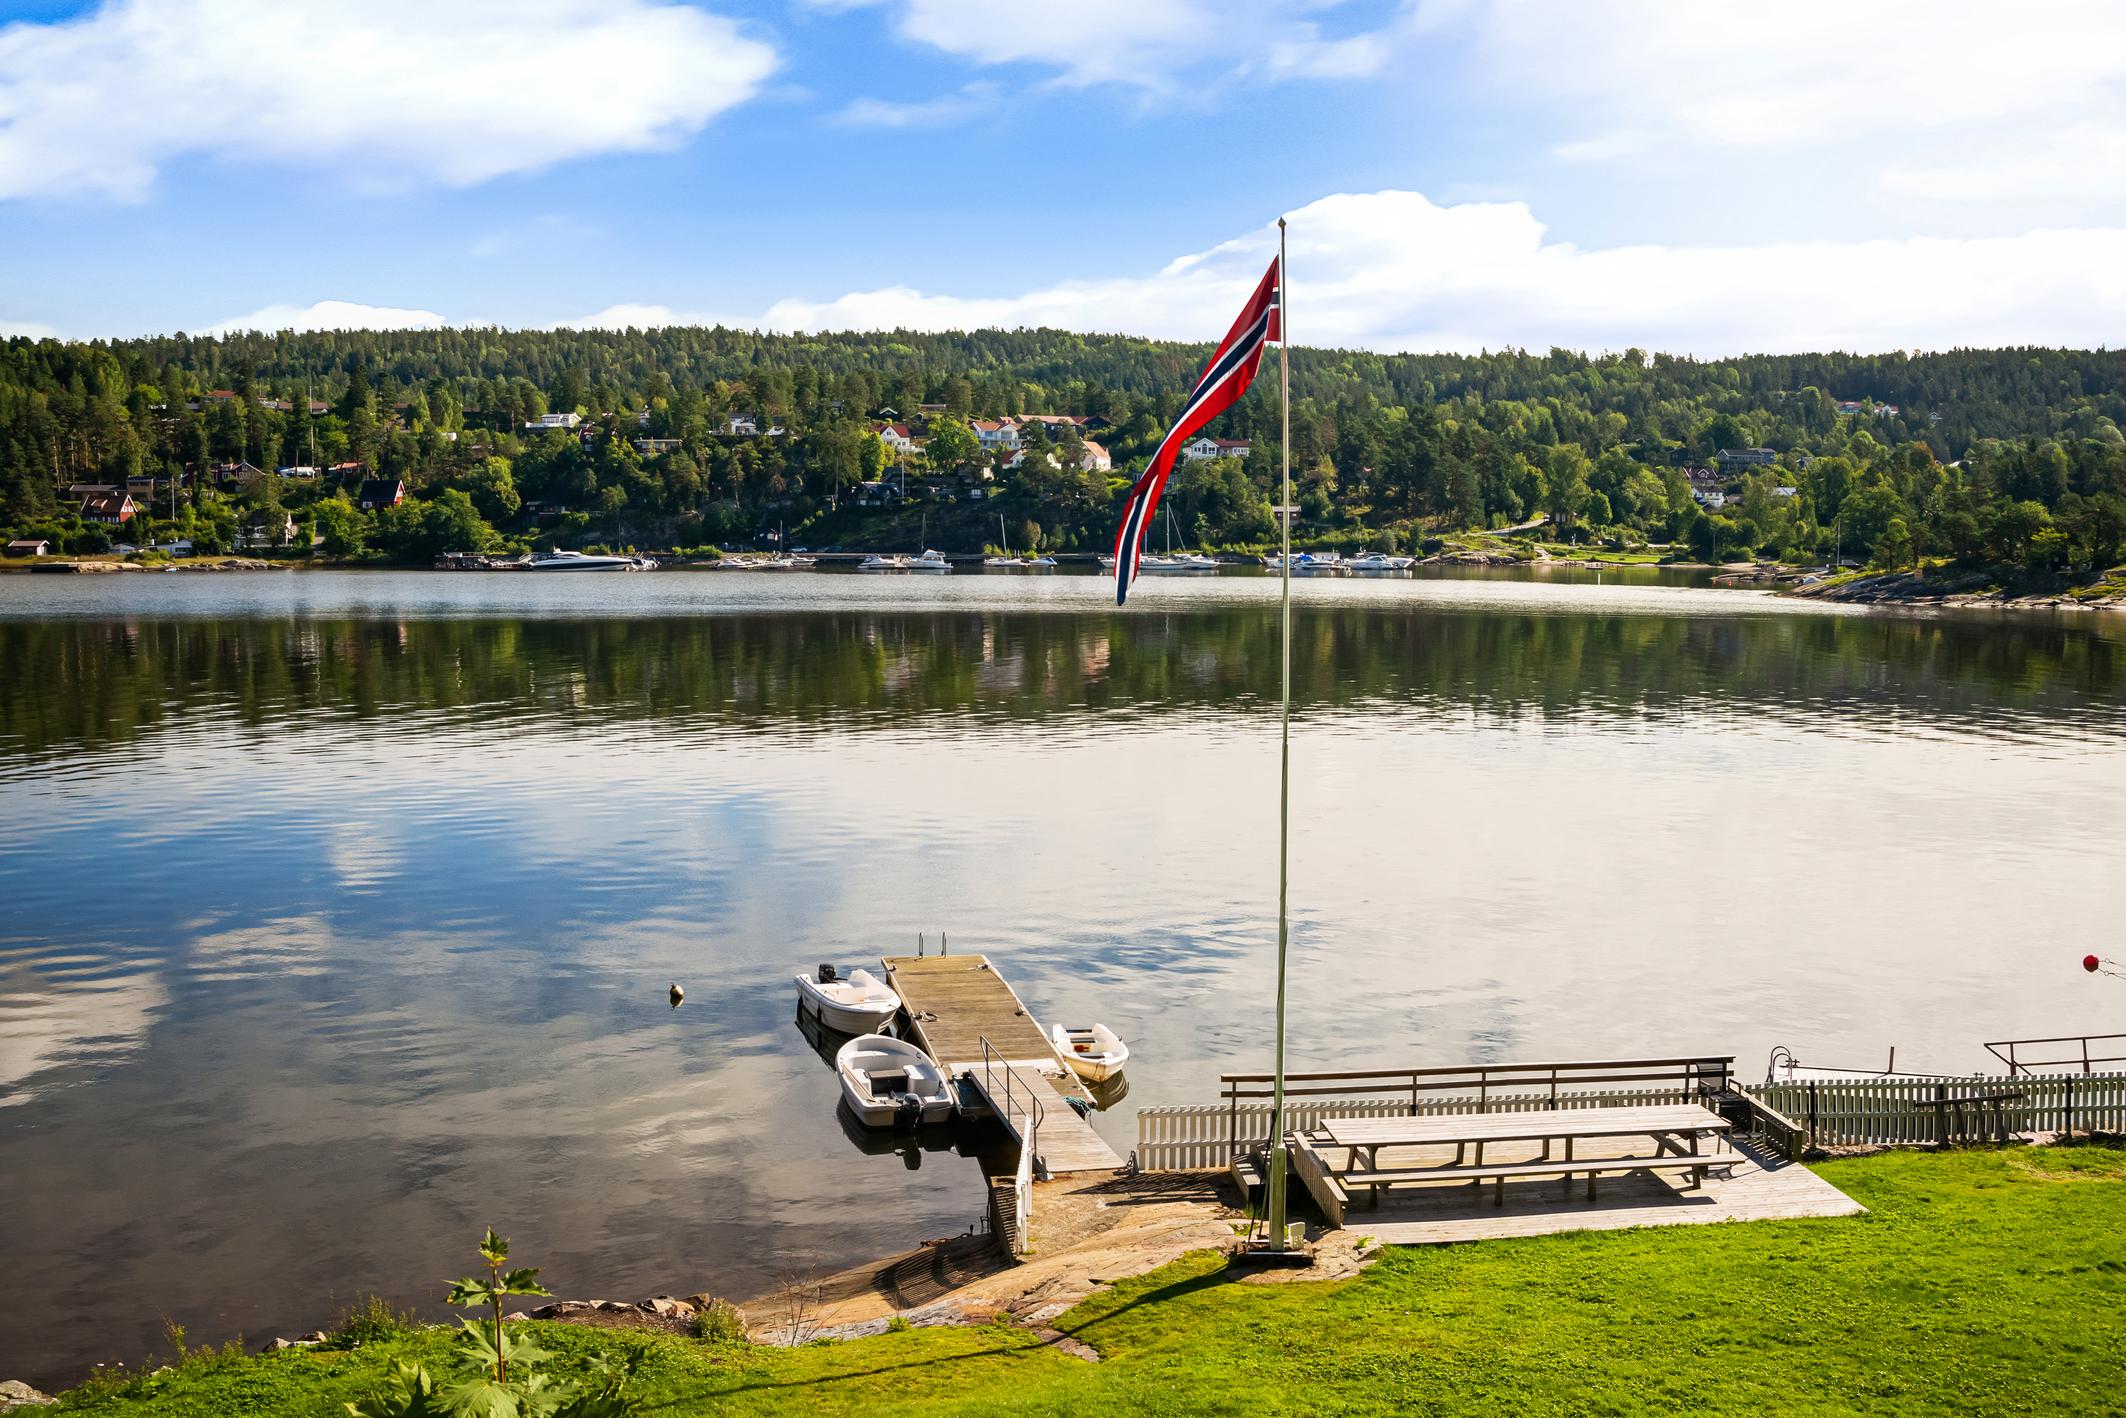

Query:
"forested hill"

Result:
[[4, 326, 2124, 573], [37, 327, 2126, 459]]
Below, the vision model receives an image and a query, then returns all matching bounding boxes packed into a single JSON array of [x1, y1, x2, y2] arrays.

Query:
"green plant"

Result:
[[884, 1316, 910, 1334], [344, 1228, 643, 1418], [332, 1294, 423, 1350], [446, 1227, 552, 1388], [690, 1300, 746, 1345]]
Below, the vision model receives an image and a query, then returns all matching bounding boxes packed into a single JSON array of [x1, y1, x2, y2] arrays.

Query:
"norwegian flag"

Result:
[[1113, 257, 1280, 604]]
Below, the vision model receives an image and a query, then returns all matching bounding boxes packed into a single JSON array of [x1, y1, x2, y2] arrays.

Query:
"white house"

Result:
[[1181, 436, 1250, 463], [526, 412, 583, 431], [877, 423, 920, 456], [1081, 440, 1113, 472], [1692, 487, 1727, 509], [632, 438, 684, 458], [971, 418, 1021, 450], [1772, 486, 1799, 498]]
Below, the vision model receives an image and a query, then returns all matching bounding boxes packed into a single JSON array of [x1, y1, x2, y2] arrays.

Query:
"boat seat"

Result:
[[868, 1070, 910, 1093]]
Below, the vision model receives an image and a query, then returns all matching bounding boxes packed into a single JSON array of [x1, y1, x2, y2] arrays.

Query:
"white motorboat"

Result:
[[1297, 550, 1344, 573], [526, 549, 646, 571], [1137, 508, 1220, 573], [909, 548, 953, 572], [1346, 552, 1414, 571], [857, 553, 908, 571], [1023, 554, 1058, 567], [836, 1034, 956, 1129], [1049, 1023, 1130, 1083], [794, 964, 902, 1034]]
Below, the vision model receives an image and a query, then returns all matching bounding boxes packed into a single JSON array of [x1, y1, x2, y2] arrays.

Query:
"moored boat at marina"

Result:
[[794, 964, 902, 1033], [835, 1033, 955, 1128], [526, 549, 653, 571], [1346, 552, 1415, 571]]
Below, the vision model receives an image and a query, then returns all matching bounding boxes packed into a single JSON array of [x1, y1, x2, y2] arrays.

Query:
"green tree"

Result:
[[925, 416, 979, 470]]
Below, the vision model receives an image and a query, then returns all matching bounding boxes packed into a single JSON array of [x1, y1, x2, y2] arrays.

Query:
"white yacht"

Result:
[[527, 549, 648, 571], [1346, 552, 1415, 571], [857, 553, 908, 571], [908, 549, 953, 572]]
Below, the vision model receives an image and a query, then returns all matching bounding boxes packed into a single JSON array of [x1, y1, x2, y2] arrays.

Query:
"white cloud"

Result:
[[571, 190, 2126, 356], [0, 317, 57, 338], [833, 81, 998, 128], [1458, 1, 2126, 202], [0, 0, 778, 201], [868, 0, 1421, 90], [208, 299, 449, 335]]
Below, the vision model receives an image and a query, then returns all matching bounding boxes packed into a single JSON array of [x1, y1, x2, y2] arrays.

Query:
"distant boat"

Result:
[[1023, 554, 1058, 567], [1139, 506, 1220, 573], [909, 548, 953, 572], [836, 1034, 955, 1129], [1346, 552, 1414, 571], [984, 515, 1054, 568], [794, 965, 901, 1033], [527, 549, 647, 571], [1050, 1022, 1130, 1083], [857, 553, 909, 571]]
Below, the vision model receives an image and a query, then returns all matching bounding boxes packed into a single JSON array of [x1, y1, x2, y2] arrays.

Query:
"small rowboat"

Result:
[[836, 1034, 955, 1129], [794, 965, 901, 1034], [1050, 1023, 1130, 1083]]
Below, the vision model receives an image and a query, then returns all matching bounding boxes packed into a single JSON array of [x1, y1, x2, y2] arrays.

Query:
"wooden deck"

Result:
[[962, 1061, 1123, 1175], [880, 954, 1089, 1104], [1314, 1135, 1861, 1244]]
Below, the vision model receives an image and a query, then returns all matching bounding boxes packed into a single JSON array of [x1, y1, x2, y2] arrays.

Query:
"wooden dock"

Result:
[[881, 953, 1120, 1175]]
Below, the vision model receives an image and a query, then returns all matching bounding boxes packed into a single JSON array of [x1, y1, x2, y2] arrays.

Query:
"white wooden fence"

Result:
[[1135, 1088, 1693, 1172], [1750, 1073, 2126, 1149]]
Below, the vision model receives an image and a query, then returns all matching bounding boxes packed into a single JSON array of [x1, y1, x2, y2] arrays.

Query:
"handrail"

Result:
[[976, 1034, 1041, 1254], [1984, 1033, 2126, 1076]]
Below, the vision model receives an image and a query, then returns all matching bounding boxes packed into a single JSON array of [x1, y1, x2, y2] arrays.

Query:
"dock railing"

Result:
[[1983, 1033, 2126, 1076], [973, 1035, 1041, 1253], [1751, 1072, 2125, 1148]]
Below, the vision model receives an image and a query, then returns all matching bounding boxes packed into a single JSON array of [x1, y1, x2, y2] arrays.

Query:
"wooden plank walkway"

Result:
[[961, 1061, 1123, 1175], [1319, 1136, 1861, 1244], [879, 954, 1089, 1104]]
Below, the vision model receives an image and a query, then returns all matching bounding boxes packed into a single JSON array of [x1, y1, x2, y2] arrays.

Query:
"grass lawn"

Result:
[[51, 1146, 2126, 1416]]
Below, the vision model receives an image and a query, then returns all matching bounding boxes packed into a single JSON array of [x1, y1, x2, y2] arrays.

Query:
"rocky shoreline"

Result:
[[1786, 566, 2126, 610]]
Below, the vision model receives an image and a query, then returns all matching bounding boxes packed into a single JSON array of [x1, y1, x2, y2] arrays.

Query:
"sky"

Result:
[[3, 0, 2126, 355]]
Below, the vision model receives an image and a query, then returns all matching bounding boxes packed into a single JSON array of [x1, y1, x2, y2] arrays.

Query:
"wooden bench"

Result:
[[1345, 1150, 1750, 1207]]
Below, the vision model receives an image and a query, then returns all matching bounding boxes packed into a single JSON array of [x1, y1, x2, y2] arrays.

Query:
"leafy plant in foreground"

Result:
[[345, 1227, 643, 1418]]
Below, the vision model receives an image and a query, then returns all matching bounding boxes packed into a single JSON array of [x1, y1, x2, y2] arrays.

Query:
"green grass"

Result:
[[50, 1147, 2126, 1416]]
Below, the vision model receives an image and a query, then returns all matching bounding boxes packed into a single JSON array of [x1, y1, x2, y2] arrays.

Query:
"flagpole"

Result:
[[1266, 217, 1293, 1250]]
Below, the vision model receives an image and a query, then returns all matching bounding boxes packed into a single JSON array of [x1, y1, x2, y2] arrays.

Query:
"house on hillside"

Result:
[[1715, 447, 1777, 470], [1692, 488, 1728, 509], [6, 538, 50, 557], [81, 492, 135, 524], [632, 438, 684, 458], [526, 412, 583, 431], [877, 423, 920, 456], [1081, 440, 1113, 472], [66, 483, 117, 500], [239, 512, 297, 549], [276, 465, 321, 479], [1181, 436, 1251, 463], [971, 418, 1022, 450], [356, 479, 405, 511]]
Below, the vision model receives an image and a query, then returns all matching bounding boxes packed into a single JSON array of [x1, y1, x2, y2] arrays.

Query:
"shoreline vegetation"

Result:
[[8, 531, 2122, 613], [5, 332, 2125, 609], [25, 1144, 2125, 1415]]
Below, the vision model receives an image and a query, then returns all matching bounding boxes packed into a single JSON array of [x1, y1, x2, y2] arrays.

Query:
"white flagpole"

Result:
[[1266, 217, 1293, 1250]]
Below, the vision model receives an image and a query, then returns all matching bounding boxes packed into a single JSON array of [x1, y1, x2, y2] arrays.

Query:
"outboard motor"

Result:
[[893, 1094, 923, 1130], [817, 963, 839, 984]]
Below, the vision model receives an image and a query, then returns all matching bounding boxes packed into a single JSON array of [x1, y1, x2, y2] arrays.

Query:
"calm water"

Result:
[[3, 570, 2124, 1384]]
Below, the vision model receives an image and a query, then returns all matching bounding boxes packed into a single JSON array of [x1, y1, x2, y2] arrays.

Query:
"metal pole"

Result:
[[1266, 219, 1293, 1250]]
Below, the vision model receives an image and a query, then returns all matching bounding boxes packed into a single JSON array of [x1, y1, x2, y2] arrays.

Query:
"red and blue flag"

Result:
[[1113, 256, 1280, 604]]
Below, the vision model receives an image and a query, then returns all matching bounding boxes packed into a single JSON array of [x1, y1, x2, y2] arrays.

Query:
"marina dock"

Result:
[[880, 953, 1121, 1175]]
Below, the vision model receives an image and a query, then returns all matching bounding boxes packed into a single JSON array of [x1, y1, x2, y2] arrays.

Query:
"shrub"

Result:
[[690, 1299, 746, 1345], [330, 1293, 422, 1349]]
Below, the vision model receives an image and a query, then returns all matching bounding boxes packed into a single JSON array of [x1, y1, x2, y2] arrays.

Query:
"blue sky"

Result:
[[5, 0, 2126, 353]]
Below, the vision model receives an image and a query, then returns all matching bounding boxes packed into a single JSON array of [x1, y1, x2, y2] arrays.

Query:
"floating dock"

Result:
[[880, 953, 1121, 1175]]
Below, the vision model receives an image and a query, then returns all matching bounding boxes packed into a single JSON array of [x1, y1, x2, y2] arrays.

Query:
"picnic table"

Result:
[[1308, 1104, 1740, 1209]]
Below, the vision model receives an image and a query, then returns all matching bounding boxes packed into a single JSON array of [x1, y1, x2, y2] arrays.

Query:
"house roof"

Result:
[[356, 479, 404, 502], [7, 538, 49, 551], [81, 492, 133, 516]]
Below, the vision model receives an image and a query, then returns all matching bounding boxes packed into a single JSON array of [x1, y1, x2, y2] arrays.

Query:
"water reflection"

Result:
[[0, 576, 2123, 1387]]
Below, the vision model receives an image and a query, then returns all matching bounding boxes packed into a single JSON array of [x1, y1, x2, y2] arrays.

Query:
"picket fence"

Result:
[[1135, 1087, 1691, 1172], [1750, 1072, 2126, 1149]]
